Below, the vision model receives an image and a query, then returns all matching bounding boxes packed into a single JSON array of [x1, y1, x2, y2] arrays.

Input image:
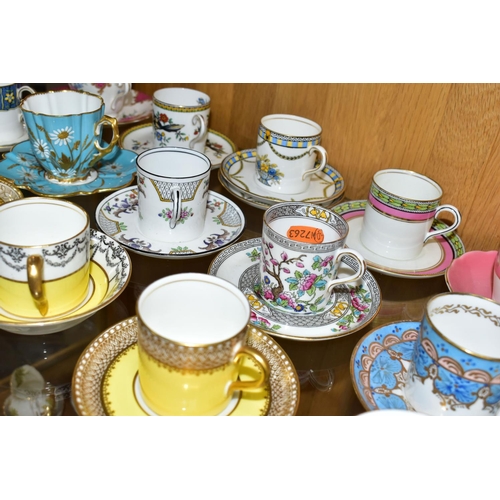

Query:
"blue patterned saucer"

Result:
[[0, 140, 137, 197], [350, 320, 421, 412]]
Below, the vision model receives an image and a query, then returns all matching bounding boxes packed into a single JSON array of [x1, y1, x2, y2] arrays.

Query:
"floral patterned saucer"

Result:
[[0, 140, 137, 197], [72, 318, 300, 416], [350, 320, 421, 412], [208, 238, 381, 341], [219, 149, 346, 209], [0, 229, 131, 335], [120, 123, 237, 169], [0, 176, 23, 204], [333, 200, 465, 278], [96, 186, 245, 259]]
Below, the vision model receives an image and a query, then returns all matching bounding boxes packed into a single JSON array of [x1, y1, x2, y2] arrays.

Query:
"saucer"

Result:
[[350, 320, 421, 412], [0, 130, 28, 153], [0, 140, 137, 197], [116, 90, 153, 125], [219, 149, 346, 208], [333, 200, 466, 279], [96, 186, 245, 259], [218, 168, 345, 210], [72, 318, 300, 416], [445, 250, 497, 299], [0, 229, 132, 335], [208, 237, 382, 341], [120, 123, 237, 169], [0, 176, 23, 204]]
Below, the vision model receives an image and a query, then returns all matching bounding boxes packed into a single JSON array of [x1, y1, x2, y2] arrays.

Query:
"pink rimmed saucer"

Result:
[[333, 200, 465, 279]]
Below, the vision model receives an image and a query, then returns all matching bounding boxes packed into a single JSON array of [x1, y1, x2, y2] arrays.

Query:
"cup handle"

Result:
[[326, 248, 366, 292], [169, 186, 181, 229], [91, 115, 119, 166], [17, 85, 35, 100], [27, 254, 48, 317], [423, 205, 461, 243], [189, 114, 207, 149], [302, 145, 328, 180], [110, 83, 132, 114], [227, 345, 270, 393]]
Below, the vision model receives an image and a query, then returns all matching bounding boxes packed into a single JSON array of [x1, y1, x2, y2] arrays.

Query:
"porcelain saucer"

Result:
[[333, 200, 465, 279], [0, 130, 28, 153], [0, 140, 137, 197], [72, 317, 300, 416], [116, 90, 153, 125], [120, 123, 237, 169], [0, 176, 23, 204], [208, 237, 381, 341], [218, 168, 344, 210], [350, 320, 421, 412], [0, 229, 132, 335], [220, 149, 346, 208], [96, 186, 245, 259]]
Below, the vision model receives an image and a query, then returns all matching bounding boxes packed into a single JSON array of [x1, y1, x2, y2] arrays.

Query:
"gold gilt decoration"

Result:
[[431, 304, 500, 328]]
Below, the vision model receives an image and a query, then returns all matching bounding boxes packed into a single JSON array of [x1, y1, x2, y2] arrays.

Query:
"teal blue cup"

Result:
[[20, 90, 119, 183]]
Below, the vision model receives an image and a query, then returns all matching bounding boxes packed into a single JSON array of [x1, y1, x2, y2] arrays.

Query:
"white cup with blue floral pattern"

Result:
[[136, 147, 211, 242], [258, 202, 366, 315], [20, 90, 119, 183], [256, 114, 328, 195], [404, 292, 500, 416]]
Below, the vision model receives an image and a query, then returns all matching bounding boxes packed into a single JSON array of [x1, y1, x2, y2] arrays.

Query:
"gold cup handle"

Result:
[[27, 254, 48, 317], [91, 115, 120, 166], [227, 345, 270, 393]]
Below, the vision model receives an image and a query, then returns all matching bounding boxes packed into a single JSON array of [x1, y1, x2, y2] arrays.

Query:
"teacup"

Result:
[[258, 202, 366, 314], [404, 292, 500, 416], [0, 83, 35, 144], [136, 273, 270, 416], [360, 169, 461, 260], [20, 90, 119, 183], [136, 147, 211, 242], [493, 251, 500, 303], [152, 87, 210, 153], [256, 114, 328, 194], [0, 197, 90, 319], [68, 83, 132, 117]]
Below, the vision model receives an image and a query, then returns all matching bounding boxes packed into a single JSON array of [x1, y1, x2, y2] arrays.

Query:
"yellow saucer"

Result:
[[73, 317, 300, 416]]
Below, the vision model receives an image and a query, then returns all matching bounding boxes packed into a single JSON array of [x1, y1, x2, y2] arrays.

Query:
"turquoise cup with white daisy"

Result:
[[20, 90, 119, 183]]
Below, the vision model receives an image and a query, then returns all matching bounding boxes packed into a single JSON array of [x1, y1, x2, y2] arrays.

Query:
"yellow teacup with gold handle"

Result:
[[0, 197, 90, 319], [136, 273, 270, 416]]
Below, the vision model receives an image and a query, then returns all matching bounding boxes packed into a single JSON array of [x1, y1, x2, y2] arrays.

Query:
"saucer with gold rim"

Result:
[[120, 123, 237, 169], [0, 140, 137, 197], [0, 229, 131, 335], [0, 176, 23, 204], [72, 317, 300, 416], [219, 149, 346, 208]]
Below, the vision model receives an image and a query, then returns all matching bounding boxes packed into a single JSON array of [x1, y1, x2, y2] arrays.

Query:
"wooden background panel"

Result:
[[134, 83, 500, 251]]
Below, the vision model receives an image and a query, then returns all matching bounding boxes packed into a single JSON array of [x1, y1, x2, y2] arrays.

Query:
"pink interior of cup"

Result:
[[445, 250, 497, 299]]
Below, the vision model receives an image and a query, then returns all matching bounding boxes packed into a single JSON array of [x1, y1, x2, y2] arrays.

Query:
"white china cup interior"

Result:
[[427, 293, 500, 358], [137, 274, 250, 344], [137, 147, 211, 178], [0, 198, 88, 246], [153, 87, 210, 106], [21, 90, 103, 115], [373, 169, 442, 200], [261, 114, 322, 137]]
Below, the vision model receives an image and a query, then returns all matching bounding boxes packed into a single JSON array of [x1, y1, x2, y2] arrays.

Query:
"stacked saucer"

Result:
[[219, 149, 346, 210]]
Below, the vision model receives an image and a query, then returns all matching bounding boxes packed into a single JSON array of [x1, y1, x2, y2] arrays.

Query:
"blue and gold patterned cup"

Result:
[[404, 292, 500, 415], [0, 83, 35, 145], [20, 90, 119, 183]]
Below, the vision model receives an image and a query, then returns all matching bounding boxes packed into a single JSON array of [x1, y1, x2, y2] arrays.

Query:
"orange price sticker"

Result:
[[287, 225, 324, 244]]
